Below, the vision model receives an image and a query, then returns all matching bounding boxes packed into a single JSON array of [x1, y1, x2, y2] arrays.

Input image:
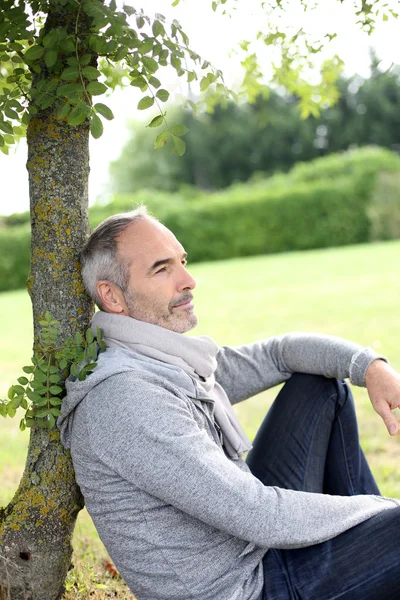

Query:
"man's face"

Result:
[[116, 218, 198, 333]]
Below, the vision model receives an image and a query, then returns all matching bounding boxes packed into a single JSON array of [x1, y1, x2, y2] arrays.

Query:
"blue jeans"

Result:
[[246, 373, 400, 599]]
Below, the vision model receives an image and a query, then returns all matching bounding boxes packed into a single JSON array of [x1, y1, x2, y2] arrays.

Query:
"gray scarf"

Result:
[[91, 311, 252, 459]]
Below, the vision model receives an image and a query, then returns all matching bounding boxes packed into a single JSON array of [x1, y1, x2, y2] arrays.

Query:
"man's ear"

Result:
[[96, 281, 128, 315]]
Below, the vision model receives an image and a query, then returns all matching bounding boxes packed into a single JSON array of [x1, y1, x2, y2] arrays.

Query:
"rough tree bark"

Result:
[[0, 4, 94, 599]]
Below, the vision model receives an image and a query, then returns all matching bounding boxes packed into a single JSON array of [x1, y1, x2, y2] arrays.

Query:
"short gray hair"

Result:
[[81, 206, 154, 309]]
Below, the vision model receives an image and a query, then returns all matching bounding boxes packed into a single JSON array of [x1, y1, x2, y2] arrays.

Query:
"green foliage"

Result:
[[0, 1, 397, 156], [0, 224, 30, 291], [0, 0, 233, 155], [2, 147, 400, 291], [367, 172, 400, 241], [0, 312, 105, 430], [109, 64, 400, 195]]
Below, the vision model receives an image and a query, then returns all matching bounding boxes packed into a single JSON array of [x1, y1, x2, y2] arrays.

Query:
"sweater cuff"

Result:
[[349, 347, 389, 387]]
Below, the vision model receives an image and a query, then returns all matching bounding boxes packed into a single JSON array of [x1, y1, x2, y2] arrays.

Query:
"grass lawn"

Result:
[[1, 239, 400, 597]]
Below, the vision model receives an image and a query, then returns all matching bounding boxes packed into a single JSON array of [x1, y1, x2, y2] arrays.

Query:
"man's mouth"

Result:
[[172, 296, 194, 309]]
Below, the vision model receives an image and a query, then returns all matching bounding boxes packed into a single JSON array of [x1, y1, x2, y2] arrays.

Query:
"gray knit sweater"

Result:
[[58, 332, 399, 600]]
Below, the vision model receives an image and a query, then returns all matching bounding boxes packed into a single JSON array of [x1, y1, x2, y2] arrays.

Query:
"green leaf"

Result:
[[7, 405, 16, 418], [152, 20, 165, 37], [50, 407, 61, 417], [142, 56, 158, 74], [154, 129, 170, 149], [57, 83, 84, 100], [5, 108, 18, 120], [24, 45, 44, 62], [86, 81, 108, 96], [60, 37, 75, 53], [26, 389, 41, 402], [149, 76, 161, 89], [12, 385, 25, 395], [45, 49, 58, 68], [156, 89, 169, 102], [137, 96, 154, 110], [34, 371, 47, 383], [67, 106, 87, 126], [43, 30, 59, 49], [36, 407, 50, 418], [49, 385, 63, 395], [130, 77, 147, 91], [80, 54, 92, 66], [57, 102, 71, 119], [19, 419, 26, 431], [49, 374, 60, 383], [148, 114, 164, 128], [136, 16, 145, 28], [61, 67, 79, 81], [94, 102, 114, 120], [17, 377, 29, 386], [86, 329, 94, 343], [22, 365, 34, 374], [90, 114, 104, 139], [0, 121, 13, 135], [0, 403, 7, 418], [171, 134, 186, 156], [140, 40, 154, 55], [50, 397, 62, 406], [200, 76, 211, 92], [82, 66, 101, 80]]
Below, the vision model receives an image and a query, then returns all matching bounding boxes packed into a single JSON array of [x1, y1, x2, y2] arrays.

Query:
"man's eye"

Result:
[[155, 267, 167, 274]]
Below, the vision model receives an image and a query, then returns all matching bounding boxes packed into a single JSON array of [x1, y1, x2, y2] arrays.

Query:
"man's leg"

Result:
[[265, 505, 400, 600], [246, 373, 379, 495], [245, 373, 391, 599]]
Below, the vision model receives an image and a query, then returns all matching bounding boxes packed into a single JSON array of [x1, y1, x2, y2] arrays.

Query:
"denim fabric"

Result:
[[246, 373, 400, 600]]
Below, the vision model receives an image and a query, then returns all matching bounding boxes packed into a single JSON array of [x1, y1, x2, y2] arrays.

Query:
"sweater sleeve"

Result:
[[87, 372, 398, 551], [215, 332, 388, 405]]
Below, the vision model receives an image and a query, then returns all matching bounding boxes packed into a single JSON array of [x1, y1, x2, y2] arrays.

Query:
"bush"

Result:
[[2, 146, 400, 292], [0, 225, 31, 291], [367, 172, 400, 241], [163, 176, 368, 262]]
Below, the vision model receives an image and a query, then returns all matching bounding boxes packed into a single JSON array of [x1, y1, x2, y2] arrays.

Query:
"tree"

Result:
[[109, 60, 400, 194], [0, 1, 397, 598]]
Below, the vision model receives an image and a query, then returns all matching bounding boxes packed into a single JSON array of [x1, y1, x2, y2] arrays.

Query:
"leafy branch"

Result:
[[0, 312, 105, 431]]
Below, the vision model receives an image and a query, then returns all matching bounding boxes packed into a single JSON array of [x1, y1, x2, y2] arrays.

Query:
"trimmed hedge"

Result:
[[1, 146, 400, 291], [162, 176, 368, 263], [0, 225, 31, 291]]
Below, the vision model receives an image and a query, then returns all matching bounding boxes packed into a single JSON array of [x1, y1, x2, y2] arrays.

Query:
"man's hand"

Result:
[[365, 360, 400, 435]]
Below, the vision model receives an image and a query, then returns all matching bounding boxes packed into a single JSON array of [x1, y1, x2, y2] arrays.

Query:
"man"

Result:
[[58, 207, 400, 600]]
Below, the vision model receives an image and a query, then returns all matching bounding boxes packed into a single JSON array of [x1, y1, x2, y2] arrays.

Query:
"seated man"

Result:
[[58, 207, 400, 600]]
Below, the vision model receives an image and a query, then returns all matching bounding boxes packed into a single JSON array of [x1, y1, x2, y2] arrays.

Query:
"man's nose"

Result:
[[178, 266, 196, 291]]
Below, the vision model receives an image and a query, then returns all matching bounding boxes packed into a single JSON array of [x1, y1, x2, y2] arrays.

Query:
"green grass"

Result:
[[1, 239, 400, 597]]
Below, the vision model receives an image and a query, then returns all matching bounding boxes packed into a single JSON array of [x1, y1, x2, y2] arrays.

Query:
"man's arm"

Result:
[[215, 332, 385, 403], [215, 332, 400, 435], [86, 372, 398, 550]]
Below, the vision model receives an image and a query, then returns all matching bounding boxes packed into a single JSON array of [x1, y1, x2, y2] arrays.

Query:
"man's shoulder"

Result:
[[94, 346, 196, 395]]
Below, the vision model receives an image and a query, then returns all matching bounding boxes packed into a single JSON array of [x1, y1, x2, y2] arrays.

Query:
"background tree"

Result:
[[0, 1, 397, 598], [109, 61, 400, 194]]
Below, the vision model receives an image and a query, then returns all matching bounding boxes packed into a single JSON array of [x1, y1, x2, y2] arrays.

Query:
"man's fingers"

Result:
[[373, 399, 398, 435]]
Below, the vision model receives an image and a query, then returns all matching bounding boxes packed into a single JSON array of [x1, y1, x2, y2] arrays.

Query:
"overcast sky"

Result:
[[1, 0, 400, 216]]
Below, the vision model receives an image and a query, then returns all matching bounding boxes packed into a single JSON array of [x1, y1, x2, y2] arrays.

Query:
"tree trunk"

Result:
[[0, 4, 94, 598]]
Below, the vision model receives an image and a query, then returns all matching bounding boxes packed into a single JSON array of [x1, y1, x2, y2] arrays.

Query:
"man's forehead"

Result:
[[117, 218, 185, 261]]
